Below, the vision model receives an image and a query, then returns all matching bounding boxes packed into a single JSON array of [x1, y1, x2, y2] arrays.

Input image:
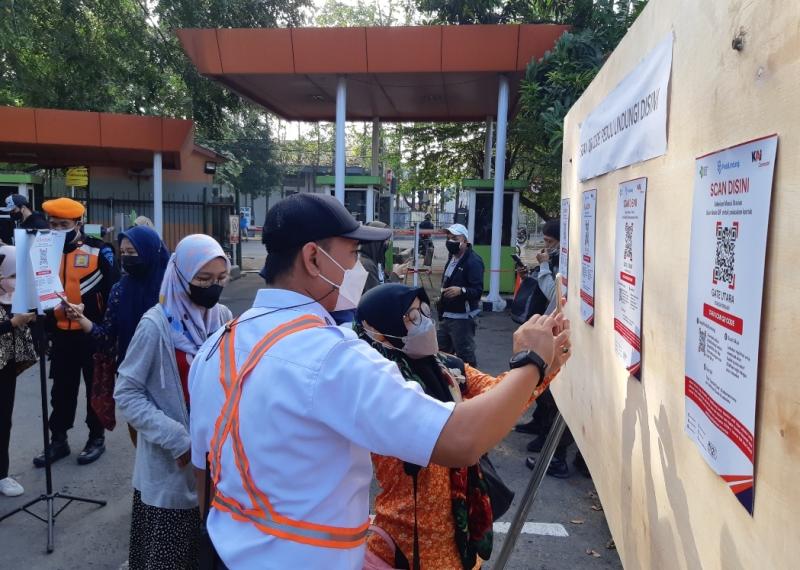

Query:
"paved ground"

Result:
[[0, 274, 621, 570]]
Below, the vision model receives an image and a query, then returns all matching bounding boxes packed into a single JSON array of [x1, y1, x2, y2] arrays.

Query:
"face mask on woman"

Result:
[[367, 315, 439, 359], [188, 283, 224, 309], [121, 255, 149, 278]]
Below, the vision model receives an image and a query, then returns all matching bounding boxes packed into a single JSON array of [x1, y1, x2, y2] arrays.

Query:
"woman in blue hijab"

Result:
[[73, 225, 170, 362]]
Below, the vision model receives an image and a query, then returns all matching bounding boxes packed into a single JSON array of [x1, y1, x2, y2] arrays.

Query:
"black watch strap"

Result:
[[509, 350, 548, 384]]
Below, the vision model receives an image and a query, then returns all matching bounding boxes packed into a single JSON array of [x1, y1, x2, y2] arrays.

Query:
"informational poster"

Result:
[[613, 178, 647, 378], [559, 198, 570, 302], [684, 134, 778, 514], [580, 190, 597, 325], [30, 230, 67, 312], [229, 215, 240, 245], [578, 34, 673, 181], [11, 230, 38, 314]]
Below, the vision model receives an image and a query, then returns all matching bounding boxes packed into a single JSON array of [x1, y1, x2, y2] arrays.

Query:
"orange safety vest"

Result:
[[53, 242, 104, 331], [209, 314, 370, 549]]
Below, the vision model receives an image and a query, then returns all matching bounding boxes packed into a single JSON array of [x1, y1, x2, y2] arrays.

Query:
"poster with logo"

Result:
[[614, 178, 647, 379], [27, 230, 66, 313], [559, 198, 570, 302], [684, 134, 778, 515], [580, 190, 597, 325], [229, 215, 240, 245]]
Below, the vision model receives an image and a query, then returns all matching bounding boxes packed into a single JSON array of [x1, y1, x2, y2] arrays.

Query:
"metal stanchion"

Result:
[[493, 412, 567, 570]]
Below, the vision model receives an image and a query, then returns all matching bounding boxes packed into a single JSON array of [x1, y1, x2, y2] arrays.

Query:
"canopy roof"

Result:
[[177, 24, 569, 122], [0, 107, 193, 169]]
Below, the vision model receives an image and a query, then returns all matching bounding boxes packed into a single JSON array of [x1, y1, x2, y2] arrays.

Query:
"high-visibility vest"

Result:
[[209, 314, 370, 550]]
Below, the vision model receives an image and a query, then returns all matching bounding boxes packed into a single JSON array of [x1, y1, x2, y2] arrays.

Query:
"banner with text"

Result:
[[684, 134, 778, 515], [559, 198, 570, 301], [578, 34, 673, 181], [580, 190, 597, 325], [614, 178, 647, 379]]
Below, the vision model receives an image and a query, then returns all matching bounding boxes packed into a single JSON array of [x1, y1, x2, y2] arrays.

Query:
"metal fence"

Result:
[[43, 188, 235, 252]]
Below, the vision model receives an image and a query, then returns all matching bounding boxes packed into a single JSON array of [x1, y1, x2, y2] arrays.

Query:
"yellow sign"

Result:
[[65, 167, 88, 187]]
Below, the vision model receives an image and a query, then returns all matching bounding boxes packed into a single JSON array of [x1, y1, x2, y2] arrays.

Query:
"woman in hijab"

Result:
[[72, 225, 170, 363], [114, 234, 232, 570], [356, 284, 568, 570], [0, 246, 37, 497]]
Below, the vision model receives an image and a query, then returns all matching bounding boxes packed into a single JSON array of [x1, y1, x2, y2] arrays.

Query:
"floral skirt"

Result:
[[129, 489, 200, 570]]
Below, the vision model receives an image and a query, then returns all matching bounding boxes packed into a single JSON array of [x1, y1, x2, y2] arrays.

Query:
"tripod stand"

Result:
[[0, 314, 106, 553]]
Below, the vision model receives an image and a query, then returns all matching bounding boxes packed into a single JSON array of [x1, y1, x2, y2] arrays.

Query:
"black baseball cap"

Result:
[[262, 193, 392, 253]]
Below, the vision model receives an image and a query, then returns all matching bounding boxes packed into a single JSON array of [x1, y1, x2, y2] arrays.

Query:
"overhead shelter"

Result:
[[177, 24, 568, 308], [0, 106, 194, 236]]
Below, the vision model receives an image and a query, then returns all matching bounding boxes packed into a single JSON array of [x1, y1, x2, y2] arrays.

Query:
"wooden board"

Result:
[[556, 1, 800, 568]]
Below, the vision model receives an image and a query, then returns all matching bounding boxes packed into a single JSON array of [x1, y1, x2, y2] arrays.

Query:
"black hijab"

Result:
[[356, 284, 454, 404]]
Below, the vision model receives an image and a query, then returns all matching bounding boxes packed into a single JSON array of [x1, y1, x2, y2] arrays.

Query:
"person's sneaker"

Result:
[[77, 437, 106, 465], [526, 435, 545, 453], [0, 477, 24, 497], [33, 439, 71, 468], [514, 418, 540, 435], [525, 456, 571, 479]]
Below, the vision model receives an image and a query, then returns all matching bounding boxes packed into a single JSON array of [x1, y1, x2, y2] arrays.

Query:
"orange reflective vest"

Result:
[[53, 240, 110, 331], [209, 314, 370, 549]]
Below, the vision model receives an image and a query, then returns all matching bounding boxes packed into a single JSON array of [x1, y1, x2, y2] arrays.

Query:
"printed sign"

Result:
[[229, 215, 240, 245], [684, 134, 778, 514], [578, 34, 673, 181], [559, 198, 570, 301], [580, 190, 597, 325], [65, 166, 89, 187], [12, 229, 66, 314], [613, 178, 647, 378]]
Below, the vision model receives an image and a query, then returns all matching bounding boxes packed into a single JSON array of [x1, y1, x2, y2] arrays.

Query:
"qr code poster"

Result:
[[580, 190, 597, 325], [559, 198, 570, 301], [684, 134, 778, 515], [613, 178, 647, 379]]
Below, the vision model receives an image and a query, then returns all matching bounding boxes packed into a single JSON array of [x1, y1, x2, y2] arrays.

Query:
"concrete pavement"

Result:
[[0, 274, 621, 569]]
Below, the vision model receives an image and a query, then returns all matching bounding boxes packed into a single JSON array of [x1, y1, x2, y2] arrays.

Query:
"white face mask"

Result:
[[317, 247, 369, 311], [367, 315, 439, 359]]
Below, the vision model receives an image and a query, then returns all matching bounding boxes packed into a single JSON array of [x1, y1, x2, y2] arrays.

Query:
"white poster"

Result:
[[559, 198, 570, 302], [578, 34, 673, 181], [684, 134, 778, 515], [29, 230, 67, 313], [12, 230, 41, 314], [580, 190, 597, 325], [613, 178, 647, 378]]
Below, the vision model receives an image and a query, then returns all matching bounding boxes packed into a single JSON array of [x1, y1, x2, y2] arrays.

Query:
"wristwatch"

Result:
[[460, 287, 466, 295], [509, 350, 548, 384]]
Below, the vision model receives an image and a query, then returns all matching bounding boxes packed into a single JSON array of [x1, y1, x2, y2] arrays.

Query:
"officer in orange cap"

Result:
[[33, 197, 118, 467]]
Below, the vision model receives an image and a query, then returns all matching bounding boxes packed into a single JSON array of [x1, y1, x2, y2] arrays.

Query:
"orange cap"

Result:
[[42, 197, 85, 219]]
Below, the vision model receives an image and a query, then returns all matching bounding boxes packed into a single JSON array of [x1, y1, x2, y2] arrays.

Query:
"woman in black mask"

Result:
[[72, 225, 170, 363], [112, 234, 232, 570], [356, 284, 566, 569]]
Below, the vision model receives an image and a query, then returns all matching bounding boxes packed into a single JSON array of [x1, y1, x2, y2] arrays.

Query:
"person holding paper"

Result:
[[0, 246, 37, 497], [32, 197, 118, 468]]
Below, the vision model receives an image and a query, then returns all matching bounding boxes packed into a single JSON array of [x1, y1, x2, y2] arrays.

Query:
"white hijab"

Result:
[[159, 235, 230, 356], [0, 245, 16, 305]]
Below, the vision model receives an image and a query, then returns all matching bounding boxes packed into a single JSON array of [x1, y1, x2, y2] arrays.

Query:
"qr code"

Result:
[[698, 329, 706, 355], [624, 223, 634, 261], [713, 221, 738, 290]]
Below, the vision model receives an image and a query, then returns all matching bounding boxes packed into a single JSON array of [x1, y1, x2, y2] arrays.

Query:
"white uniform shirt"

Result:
[[189, 289, 455, 569]]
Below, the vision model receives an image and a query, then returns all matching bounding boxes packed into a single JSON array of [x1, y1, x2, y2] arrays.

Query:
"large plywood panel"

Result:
[[557, 1, 800, 569]]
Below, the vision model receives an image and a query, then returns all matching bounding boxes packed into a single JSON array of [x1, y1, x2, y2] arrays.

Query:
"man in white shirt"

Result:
[[189, 193, 570, 569]]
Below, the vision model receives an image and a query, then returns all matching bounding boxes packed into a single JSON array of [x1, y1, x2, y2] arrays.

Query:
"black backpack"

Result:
[[510, 272, 549, 324]]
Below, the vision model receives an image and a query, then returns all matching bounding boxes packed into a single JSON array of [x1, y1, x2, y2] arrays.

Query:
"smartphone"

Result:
[[554, 273, 565, 314]]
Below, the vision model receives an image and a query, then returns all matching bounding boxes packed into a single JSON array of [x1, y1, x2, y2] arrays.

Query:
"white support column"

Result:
[[367, 117, 380, 222], [483, 117, 493, 179], [153, 152, 163, 237], [487, 76, 509, 311], [334, 76, 347, 204]]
